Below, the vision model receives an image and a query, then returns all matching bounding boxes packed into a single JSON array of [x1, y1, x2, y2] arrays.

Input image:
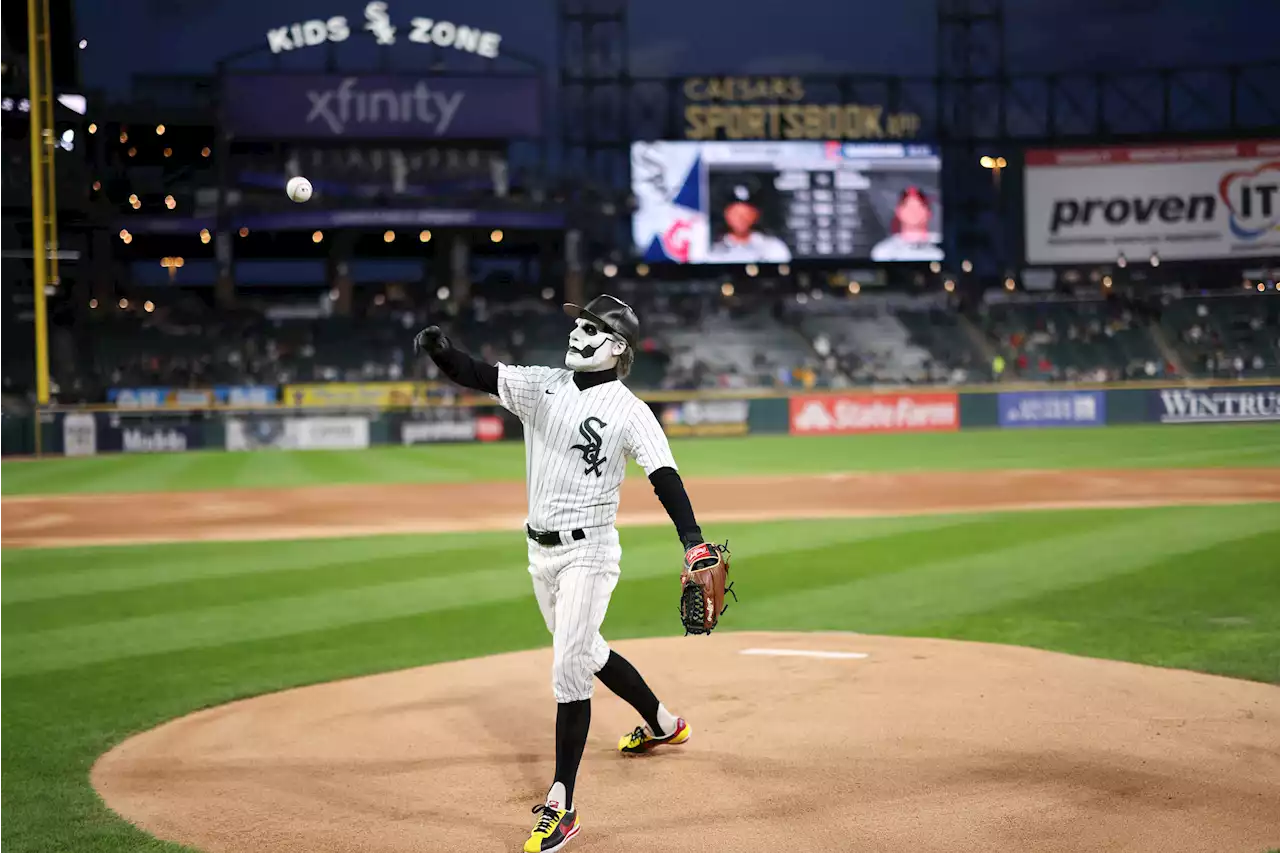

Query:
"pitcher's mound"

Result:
[[93, 632, 1279, 853]]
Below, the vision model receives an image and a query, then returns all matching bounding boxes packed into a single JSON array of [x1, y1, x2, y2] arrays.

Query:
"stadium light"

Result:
[[88, 122, 97, 134], [944, 279, 956, 292], [490, 229, 504, 243], [541, 287, 554, 300], [155, 124, 165, 135], [328, 288, 339, 301], [929, 261, 941, 274], [118, 229, 130, 241], [92, 180, 101, 191], [201, 147, 211, 158], [163, 147, 172, 158], [383, 230, 395, 243], [144, 300, 155, 313], [437, 286, 450, 300], [199, 229, 211, 244], [128, 193, 138, 204], [778, 263, 791, 276], [127, 147, 137, 157], [1116, 253, 1127, 268], [745, 263, 759, 277], [79, 39, 87, 49], [1258, 282, 1266, 292], [1102, 275, 1113, 288], [419, 230, 432, 243], [602, 263, 618, 278], [1149, 252, 1160, 267], [239, 227, 249, 237], [979, 156, 994, 168], [130, 198, 140, 209], [164, 195, 176, 210], [312, 230, 324, 243], [961, 259, 973, 273], [89, 298, 98, 308], [848, 281, 861, 295], [119, 298, 129, 309], [119, 131, 128, 143], [636, 263, 650, 277], [721, 282, 735, 297], [1004, 277, 1016, 291]]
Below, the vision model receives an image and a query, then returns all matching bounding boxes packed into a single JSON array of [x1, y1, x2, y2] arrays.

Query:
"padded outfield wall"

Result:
[[7, 379, 1280, 457]]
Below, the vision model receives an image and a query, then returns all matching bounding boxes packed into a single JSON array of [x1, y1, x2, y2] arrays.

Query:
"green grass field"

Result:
[[3, 425, 1279, 853]]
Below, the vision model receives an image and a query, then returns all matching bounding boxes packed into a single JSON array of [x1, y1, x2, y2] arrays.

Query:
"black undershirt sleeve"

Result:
[[648, 466, 703, 549], [429, 344, 499, 395]]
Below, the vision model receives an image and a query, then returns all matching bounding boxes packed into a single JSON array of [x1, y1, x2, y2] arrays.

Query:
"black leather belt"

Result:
[[526, 525, 587, 547]]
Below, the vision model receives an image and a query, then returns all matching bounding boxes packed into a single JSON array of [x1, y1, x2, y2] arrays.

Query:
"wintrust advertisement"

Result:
[[789, 393, 958, 435], [1149, 386, 1280, 424], [1024, 140, 1280, 263]]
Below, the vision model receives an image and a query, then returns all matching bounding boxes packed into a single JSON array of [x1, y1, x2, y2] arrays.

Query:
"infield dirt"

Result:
[[5, 466, 1280, 548]]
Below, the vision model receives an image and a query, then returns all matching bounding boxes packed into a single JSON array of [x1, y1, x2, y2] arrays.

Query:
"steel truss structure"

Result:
[[558, 0, 1280, 272]]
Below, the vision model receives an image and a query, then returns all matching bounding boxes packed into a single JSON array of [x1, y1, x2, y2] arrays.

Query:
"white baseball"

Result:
[[286, 176, 313, 203]]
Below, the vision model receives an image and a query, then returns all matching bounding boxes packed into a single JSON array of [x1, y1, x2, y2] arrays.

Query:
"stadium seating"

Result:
[[979, 297, 1169, 381], [1161, 293, 1280, 379]]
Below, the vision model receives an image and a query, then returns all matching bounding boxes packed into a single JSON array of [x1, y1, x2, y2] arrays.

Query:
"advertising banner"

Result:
[[222, 74, 542, 139], [226, 416, 370, 450], [283, 382, 437, 408], [998, 391, 1105, 428], [1024, 139, 1280, 263], [97, 424, 204, 453], [215, 385, 278, 405], [1148, 386, 1280, 424], [633, 140, 943, 264], [109, 387, 214, 408], [658, 400, 750, 437], [62, 413, 97, 456], [789, 393, 959, 435], [398, 409, 507, 444]]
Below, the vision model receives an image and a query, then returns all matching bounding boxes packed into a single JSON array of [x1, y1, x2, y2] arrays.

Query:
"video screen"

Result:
[[632, 141, 943, 264]]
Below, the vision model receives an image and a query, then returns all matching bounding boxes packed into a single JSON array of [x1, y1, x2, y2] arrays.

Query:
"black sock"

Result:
[[595, 650, 663, 734], [553, 699, 591, 811]]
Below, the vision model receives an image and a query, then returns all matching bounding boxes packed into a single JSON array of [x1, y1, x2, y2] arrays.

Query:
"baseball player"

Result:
[[706, 180, 792, 263], [414, 294, 709, 853]]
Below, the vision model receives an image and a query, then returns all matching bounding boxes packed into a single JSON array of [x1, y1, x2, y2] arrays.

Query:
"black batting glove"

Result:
[[413, 326, 450, 356]]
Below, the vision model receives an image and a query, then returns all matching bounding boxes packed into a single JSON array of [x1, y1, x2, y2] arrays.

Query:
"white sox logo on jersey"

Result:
[[570, 417, 608, 477]]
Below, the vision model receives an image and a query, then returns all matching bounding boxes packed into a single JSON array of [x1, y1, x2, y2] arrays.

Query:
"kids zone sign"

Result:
[[265, 2, 502, 58]]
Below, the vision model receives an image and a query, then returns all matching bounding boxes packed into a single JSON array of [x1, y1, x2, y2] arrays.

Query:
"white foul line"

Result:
[[739, 648, 869, 660]]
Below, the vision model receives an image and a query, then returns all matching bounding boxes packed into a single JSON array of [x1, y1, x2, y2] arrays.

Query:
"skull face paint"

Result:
[[565, 318, 625, 372]]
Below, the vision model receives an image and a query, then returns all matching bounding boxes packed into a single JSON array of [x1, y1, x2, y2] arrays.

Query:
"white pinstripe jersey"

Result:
[[496, 364, 677, 531]]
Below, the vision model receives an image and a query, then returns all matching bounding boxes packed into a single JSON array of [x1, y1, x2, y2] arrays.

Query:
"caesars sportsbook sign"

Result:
[[1024, 140, 1280, 263]]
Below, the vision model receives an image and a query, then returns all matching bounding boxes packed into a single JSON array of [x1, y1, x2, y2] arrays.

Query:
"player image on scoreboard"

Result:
[[706, 173, 792, 263], [630, 140, 944, 264], [869, 184, 943, 262]]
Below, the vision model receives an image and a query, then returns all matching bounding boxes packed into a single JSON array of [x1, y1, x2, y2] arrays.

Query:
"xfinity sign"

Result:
[[305, 78, 463, 135], [1025, 140, 1280, 263]]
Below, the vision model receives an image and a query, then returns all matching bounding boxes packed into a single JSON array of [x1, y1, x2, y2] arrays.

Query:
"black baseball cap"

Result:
[[563, 294, 640, 349]]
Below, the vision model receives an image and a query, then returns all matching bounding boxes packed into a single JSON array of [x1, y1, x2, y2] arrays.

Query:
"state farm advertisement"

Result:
[[790, 393, 959, 435], [1024, 139, 1280, 263]]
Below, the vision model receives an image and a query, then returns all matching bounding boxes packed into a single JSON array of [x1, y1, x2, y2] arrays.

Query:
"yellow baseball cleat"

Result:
[[617, 717, 691, 755], [524, 803, 580, 853]]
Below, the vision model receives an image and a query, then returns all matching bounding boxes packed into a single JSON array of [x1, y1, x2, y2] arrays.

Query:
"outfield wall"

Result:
[[7, 382, 1279, 456]]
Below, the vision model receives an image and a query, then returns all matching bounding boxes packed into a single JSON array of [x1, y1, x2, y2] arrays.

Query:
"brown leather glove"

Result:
[[679, 541, 735, 635]]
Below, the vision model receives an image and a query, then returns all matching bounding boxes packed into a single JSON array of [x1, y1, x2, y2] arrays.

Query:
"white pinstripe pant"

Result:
[[528, 528, 622, 703]]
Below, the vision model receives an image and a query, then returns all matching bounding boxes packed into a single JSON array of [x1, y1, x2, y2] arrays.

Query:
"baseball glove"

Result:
[[679, 541, 736, 636]]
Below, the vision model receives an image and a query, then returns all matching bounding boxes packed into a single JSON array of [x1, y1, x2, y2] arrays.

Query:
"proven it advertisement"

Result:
[[998, 391, 1105, 428], [789, 393, 958, 435], [1024, 139, 1280, 263], [632, 141, 943, 264]]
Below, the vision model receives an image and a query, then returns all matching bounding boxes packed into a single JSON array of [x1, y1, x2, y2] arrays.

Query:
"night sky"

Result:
[[76, 0, 1277, 97]]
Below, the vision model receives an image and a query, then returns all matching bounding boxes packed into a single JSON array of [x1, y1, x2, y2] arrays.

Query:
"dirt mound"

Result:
[[8, 468, 1280, 548], [93, 631, 1280, 853]]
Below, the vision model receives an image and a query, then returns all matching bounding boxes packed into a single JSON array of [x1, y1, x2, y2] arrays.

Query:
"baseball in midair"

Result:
[[286, 176, 313, 203]]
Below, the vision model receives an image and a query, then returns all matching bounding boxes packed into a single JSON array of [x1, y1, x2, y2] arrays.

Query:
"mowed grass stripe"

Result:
[[0, 512, 954, 602], [1, 510, 1176, 675], [732, 505, 1279, 635], [5, 424, 1280, 495], [915, 528, 1280, 683]]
